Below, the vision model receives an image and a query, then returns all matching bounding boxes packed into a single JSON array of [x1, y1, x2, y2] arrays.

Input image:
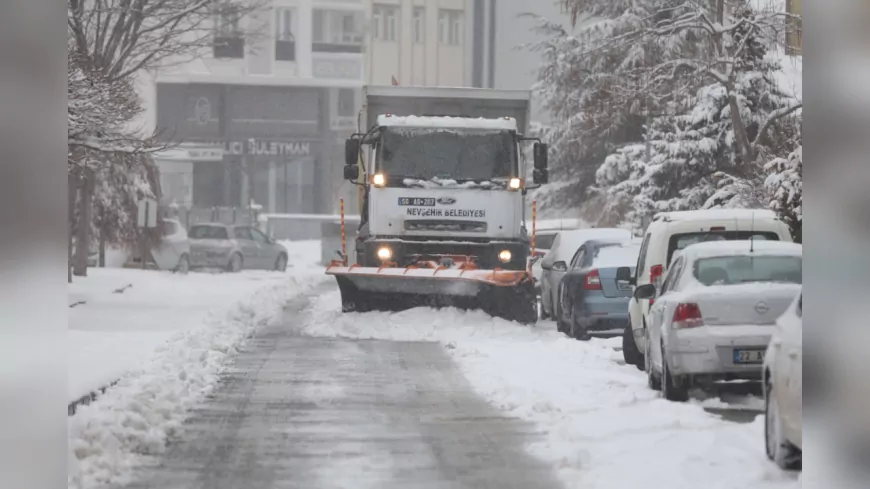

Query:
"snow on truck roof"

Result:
[[376, 114, 518, 131]]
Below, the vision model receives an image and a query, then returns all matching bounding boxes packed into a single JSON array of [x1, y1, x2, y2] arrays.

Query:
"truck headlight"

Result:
[[508, 178, 522, 190], [498, 249, 512, 263], [372, 173, 386, 187], [377, 246, 392, 261]]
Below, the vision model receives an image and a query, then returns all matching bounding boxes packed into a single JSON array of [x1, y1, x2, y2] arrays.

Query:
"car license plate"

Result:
[[733, 349, 765, 364]]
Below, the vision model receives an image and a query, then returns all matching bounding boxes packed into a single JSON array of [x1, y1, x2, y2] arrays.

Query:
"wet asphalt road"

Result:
[[120, 287, 564, 489]]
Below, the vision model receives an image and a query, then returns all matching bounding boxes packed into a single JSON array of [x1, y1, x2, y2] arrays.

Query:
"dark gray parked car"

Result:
[[188, 223, 288, 272]]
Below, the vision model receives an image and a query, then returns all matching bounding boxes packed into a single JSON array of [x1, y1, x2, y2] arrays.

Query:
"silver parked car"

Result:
[[188, 223, 288, 272], [631, 240, 802, 402]]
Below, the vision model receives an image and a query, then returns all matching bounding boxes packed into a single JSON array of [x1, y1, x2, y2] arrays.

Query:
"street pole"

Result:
[[73, 169, 94, 277]]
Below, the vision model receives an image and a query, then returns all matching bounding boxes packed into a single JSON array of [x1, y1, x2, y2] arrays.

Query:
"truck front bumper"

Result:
[[356, 237, 529, 270]]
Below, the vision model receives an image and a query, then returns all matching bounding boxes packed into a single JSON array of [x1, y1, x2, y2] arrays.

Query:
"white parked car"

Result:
[[623, 209, 794, 369], [530, 218, 586, 292], [124, 219, 191, 273], [629, 240, 802, 402], [763, 290, 802, 469], [539, 228, 632, 320]]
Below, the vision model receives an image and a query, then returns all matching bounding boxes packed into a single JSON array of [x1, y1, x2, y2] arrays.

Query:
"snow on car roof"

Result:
[[376, 114, 518, 131], [593, 243, 641, 268], [680, 240, 802, 258], [653, 208, 778, 222], [553, 228, 632, 261]]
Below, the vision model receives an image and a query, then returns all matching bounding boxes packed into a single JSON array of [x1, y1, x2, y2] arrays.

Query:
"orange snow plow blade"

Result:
[[325, 260, 537, 324]]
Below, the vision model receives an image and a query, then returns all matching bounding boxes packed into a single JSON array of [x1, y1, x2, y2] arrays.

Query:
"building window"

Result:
[[213, 8, 244, 58], [373, 4, 398, 42], [337, 89, 355, 117], [438, 10, 463, 46], [274, 7, 296, 61], [413, 7, 425, 44], [313, 9, 363, 53]]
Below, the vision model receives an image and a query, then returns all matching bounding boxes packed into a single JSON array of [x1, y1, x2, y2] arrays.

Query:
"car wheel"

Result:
[[661, 343, 689, 402], [622, 324, 644, 370], [765, 382, 801, 470], [274, 253, 288, 272], [646, 335, 662, 391], [226, 253, 243, 273], [569, 315, 590, 341], [175, 254, 190, 275]]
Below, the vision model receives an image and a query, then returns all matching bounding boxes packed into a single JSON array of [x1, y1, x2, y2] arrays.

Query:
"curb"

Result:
[[68, 283, 133, 308]]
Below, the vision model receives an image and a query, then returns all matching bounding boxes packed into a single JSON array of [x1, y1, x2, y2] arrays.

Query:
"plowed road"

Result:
[[120, 288, 564, 489]]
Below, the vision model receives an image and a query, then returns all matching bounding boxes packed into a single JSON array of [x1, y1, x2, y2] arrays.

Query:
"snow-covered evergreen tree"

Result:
[[764, 143, 801, 241]]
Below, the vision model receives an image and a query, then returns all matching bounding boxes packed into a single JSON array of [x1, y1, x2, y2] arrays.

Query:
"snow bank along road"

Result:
[[99, 281, 800, 489]]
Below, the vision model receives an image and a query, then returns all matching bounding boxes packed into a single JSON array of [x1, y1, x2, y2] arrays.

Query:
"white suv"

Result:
[[621, 209, 794, 369]]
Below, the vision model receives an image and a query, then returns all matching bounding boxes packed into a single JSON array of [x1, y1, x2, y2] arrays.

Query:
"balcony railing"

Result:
[[312, 42, 362, 54], [213, 36, 245, 59]]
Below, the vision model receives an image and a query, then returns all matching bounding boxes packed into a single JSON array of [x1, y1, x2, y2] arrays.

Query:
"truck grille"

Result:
[[404, 220, 487, 233]]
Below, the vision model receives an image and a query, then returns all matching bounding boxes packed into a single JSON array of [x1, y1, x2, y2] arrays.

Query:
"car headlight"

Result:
[[377, 246, 392, 261], [498, 249, 512, 263]]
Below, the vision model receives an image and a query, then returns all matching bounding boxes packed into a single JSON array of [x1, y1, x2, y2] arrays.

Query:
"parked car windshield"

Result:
[[188, 225, 228, 240], [668, 231, 779, 265], [693, 255, 802, 286]]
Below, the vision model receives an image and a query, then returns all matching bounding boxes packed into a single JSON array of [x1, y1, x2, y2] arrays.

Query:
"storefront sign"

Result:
[[188, 139, 313, 159]]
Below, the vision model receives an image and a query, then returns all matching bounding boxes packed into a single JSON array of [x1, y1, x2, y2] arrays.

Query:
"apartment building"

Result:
[[145, 0, 367, 216], [366, 0, 496, 87]]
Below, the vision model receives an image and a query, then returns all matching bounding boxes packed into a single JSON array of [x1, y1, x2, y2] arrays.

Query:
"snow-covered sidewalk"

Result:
[[301, 291, 802, 489], [68, 240, 328, 488]]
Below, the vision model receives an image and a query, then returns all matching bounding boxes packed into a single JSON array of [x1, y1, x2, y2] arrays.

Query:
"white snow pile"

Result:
[[301, 292, 801, 489], [68, 241, 328, 489]]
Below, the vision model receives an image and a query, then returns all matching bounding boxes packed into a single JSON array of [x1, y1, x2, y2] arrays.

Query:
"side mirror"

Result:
[[552, 261, 567, 272], [616, 266, 636, 286], [533, 168, 548, 184], [343, 165, 360, 181], [344, 138, 360, 166], [633, 283, 657, 300], [533, 142, 548, 170]]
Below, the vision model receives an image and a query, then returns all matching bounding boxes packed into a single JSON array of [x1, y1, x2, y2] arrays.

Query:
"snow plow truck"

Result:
[[326, 85, 549, 324]]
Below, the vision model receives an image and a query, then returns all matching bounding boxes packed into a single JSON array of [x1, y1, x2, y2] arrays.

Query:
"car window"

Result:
[[250, 228, 270, 244], [188, 225, 228, 240], [661, 257, 683, 294], [569, 247, 586, 269], [536, 233, 557, 250], [636, 233, 651, 277], [233, 227, 253, 241], [667, 231, 779, 267], [160, 220, 179, 236], [692, 255, 802, 286]]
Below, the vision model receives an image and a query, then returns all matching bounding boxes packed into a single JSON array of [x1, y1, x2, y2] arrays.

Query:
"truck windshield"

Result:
[[376, 127, 517, 184]]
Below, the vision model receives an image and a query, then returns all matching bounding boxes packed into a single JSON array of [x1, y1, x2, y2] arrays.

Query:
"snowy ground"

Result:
[[300, 289, 802, 489], [68, 240, 329, 487]]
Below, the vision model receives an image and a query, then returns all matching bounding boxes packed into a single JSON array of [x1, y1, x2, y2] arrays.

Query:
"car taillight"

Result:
[[584, 269, 601, 290], [648, 264, 663, 305], [672, 303, 704, 329], [650, 264, 663, 283]]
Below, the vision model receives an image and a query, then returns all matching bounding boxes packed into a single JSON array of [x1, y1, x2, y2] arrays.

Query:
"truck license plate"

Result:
[[733, 349, 765, 364], [398, 197, 435, 206]]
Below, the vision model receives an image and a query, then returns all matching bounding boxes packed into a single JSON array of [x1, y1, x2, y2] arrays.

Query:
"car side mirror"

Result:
[[345, 138, 360, 166], [343, 164, 360, 181], [616, 266, 636, 286], [552, 261, 567, 272], [533, 168, 548, 185], [634, 283, 657, 300], [533, 142, 548, 170]]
